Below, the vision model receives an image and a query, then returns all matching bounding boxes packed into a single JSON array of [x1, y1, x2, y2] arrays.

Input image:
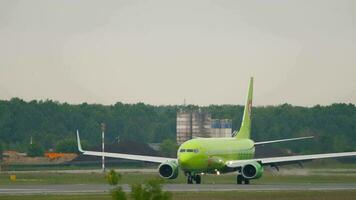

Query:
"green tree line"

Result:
[[0, 98, 355, 154]]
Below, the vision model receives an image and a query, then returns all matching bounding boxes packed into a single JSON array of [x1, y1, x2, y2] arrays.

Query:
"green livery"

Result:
[[236, 77, 253, 140], [178, 137, 255, 173], [178, 77, 255, 178]]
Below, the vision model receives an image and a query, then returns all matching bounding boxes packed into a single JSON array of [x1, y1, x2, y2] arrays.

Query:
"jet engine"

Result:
[[241, 161, 264, 179], [158, 160, 179, 179]]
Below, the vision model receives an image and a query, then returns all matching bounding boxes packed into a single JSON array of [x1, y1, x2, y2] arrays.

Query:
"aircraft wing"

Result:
[[76, 131, 176, 163], [254, 136, 314, 146], [226, 151, 356, 168]]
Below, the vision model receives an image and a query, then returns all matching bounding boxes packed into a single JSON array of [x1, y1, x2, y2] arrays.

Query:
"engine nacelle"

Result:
[[241, 161, 264, 179], [158, 160, 179, 179]]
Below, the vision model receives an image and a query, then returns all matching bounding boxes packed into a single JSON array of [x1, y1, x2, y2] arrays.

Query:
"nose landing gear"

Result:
[[187, 173, 201, 184]]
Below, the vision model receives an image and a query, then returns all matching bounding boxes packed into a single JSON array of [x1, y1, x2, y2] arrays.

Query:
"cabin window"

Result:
[[193, 149, 199, 153], [180, 149, 186, 152], [187, 149, 194, 152]]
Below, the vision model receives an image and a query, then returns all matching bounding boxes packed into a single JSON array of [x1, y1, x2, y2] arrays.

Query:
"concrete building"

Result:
[[176, 110, 232, 144], [176, 110, 193, 144], [191, 111, 212, 138], [211, 119, 233, 138]]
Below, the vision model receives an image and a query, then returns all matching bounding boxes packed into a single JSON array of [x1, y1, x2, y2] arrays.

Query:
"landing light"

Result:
[[214, 169, 220, 175]]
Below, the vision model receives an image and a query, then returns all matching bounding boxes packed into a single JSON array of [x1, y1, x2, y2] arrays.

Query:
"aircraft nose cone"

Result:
[[178, 154, 194, 168]]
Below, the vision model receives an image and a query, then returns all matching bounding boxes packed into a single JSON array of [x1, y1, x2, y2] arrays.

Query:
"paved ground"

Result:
[[1, 183, 356, 195]]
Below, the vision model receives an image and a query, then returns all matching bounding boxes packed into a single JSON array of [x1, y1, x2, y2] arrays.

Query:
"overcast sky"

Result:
[[0, 0, 355, 106]]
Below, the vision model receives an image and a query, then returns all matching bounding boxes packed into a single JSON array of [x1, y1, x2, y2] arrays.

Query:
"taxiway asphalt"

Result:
[[1, 183, 356, 195]]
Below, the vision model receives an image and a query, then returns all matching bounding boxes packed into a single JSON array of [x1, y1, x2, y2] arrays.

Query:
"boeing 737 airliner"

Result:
[[76, 77, 356, 184]]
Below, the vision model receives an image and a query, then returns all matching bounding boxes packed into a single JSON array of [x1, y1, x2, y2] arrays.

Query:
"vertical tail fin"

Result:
[[236, 77, 253, 139]]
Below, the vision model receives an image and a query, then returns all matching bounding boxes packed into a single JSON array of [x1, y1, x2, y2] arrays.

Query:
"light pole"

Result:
[[101, 123, 105, 172]]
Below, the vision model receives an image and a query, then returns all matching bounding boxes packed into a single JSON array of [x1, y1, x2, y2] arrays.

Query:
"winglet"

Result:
[[76, 130, 84, 153]]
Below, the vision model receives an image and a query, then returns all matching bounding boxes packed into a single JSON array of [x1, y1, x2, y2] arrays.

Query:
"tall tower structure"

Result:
[[176, 110, 192, 145], [191, 110, 211, 138], [176, 109, 232, 144], [176, 110, 212, 144]]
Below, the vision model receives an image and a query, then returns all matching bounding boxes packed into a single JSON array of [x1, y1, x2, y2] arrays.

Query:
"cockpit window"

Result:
[[180, 148, 199, 153]]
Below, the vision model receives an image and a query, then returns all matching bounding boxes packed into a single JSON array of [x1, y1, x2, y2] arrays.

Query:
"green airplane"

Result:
[[77, 77, 356, 184]]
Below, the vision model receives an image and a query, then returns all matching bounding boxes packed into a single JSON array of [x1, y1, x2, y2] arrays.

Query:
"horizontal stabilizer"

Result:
[[254, 136, 314, 146]]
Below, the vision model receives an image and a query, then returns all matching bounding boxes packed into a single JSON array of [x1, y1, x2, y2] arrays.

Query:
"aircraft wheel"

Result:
[[187, 175, 193, 184], [195, 175, 201, 184], [237, 175, 243, 184], [244, 179, 250, 185]]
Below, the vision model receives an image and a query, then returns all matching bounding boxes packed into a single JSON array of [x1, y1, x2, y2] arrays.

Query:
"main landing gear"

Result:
[[187, 173, 201, 184], [237, 174, 250, 184]]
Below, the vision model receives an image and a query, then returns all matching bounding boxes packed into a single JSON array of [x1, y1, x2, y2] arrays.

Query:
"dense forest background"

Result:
[[0, 98, 355, 155]]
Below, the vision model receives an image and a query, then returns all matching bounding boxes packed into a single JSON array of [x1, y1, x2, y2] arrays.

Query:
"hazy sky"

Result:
[[0, 0, 355, 106]]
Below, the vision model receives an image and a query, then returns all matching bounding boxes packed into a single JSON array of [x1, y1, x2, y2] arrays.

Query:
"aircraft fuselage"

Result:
[[178, 137, 255, 174]]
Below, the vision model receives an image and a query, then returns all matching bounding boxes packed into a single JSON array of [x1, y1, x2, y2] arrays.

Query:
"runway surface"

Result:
[[1, 183, 356, 195]]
